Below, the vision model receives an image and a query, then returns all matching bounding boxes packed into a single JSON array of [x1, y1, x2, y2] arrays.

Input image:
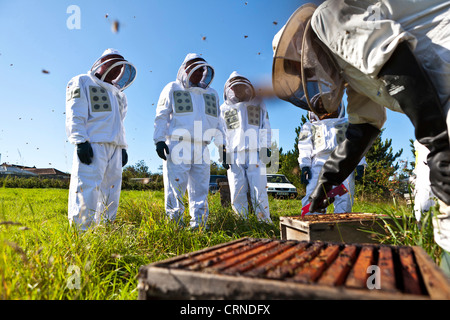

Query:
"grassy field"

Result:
[[0, 187, 440, 300]]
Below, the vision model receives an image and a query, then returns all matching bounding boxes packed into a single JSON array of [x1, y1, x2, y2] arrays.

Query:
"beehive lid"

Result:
[[288, 213, 386, 224]]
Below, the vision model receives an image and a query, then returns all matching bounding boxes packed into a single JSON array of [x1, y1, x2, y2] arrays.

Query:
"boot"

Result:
[[378, 41, 450, 205], [309, 123, 380, 212]]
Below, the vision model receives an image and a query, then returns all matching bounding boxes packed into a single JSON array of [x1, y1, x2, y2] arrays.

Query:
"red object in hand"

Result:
[[301, 184, 349, 218]]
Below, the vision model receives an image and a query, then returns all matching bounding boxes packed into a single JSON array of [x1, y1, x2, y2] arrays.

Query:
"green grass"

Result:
[[0, 188, 440, 300]]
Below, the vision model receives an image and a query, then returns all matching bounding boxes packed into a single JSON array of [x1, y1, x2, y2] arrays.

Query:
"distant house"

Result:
[[0, 163, 70, 179], [0, 163, 38, 177]]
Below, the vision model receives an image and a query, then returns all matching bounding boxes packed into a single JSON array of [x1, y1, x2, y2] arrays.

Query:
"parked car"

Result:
[[266, 174, 298, 199], [209, 175, 227, 194]]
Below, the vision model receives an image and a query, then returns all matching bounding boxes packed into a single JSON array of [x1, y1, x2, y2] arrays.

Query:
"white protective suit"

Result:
[[310, 0, 450, 252], [412, 140, 436, 221], [66, 48, 135, 230], [153, 53, 224, 228], [220, 71, 272, 222], [298, 109, 366, 214]]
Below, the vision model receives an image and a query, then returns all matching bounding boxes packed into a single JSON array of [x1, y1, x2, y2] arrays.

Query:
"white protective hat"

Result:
[[223, 71, 255, 104], [272, 3, 345, 115], [91, 48, 137, 91], [177, 53, 214, 89]]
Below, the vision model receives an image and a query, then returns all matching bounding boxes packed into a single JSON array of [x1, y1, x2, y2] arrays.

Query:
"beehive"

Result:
[[280, 213, 388, 243], [138, 237, 450, 300]]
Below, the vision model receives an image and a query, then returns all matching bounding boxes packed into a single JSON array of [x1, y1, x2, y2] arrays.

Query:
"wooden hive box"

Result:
[[137, 237, 450, 300], [280, 213, 389, 243]]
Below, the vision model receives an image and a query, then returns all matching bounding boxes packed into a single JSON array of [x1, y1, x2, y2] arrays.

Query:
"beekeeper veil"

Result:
[[91, 48, 137, 91], [177, 53, 215, 89], [224, 71, 255, 104], [272, 3, 345, 116]]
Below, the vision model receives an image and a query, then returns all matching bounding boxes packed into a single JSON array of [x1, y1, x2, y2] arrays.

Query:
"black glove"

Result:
[[309, 123, 380, 212], [301, 166, 311, 185], [122, 149, 128, 167], [219, 146, 230, 170], [156, 141, 169, 161], [355, 165, 365, 181], [423, 132, 450, 204], [260, 147, 271, 164], [378, 41, 450, 204], [77, 141, 94, 165]]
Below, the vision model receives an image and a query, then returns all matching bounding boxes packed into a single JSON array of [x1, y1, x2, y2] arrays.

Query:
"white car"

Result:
[[266, 174, 298, 199]]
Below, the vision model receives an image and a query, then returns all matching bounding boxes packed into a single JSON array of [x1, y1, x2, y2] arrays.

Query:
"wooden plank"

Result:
[[153, 237, 250, 267], [222, 241, 295, 275], [345, 246, 374, 288], [203, 240, 279, 273], [412, 246, 450, 299], [378, 246, 397, 292], [182, 239, 270, 271], [292, 244, 341, 284], [244, 242, 309, 277], [266, 242, 324, 279], [398, 247, 423, 295], [169, 238, 258, 270], [318, 245, 358, 286]]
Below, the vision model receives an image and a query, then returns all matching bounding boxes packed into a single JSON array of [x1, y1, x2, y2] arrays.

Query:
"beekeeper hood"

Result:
[[177, 53, 214, 89], [224, 71, 255, 104], [309, 92, 345, 121], [90, 48, 137, 91], [272, 3, 345, 116]]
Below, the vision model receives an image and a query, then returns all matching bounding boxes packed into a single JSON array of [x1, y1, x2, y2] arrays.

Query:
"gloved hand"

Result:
[[355, 165, 365, 181], [301, 166, 311, 185], [378, 42, 450, 205], [426, 132, 450, 204], [309, 123, 380, 213], [122, 149, 128, 167], [260, 147, 271, 164], [219, 146, 230, 170], [156, 141, 169, 161], [77, 141, 94, 165]]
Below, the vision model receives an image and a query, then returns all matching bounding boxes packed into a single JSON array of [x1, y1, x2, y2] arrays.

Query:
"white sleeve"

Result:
[[153, 84, 172, 144], [311, 0, 417, 77], [65, 76, 89, 145], [297, 122, 313, 168]]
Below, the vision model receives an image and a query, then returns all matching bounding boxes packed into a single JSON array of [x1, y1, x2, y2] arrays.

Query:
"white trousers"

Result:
[[68, 143, 123, 231], [227, 151, 272, 223], [302, 158, 355, 214], [163, 141, 210, 228]]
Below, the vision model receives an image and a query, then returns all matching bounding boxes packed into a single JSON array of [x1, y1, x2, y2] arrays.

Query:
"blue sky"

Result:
[[0, 0, 415, 174]]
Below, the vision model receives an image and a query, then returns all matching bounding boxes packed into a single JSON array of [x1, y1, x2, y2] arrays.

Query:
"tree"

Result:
[[357, 129, 404, 199], [122, 160, 151, 179], [210, 161, 227, 176], [277, 114, 308, 190], [122, 160, 164, 190]]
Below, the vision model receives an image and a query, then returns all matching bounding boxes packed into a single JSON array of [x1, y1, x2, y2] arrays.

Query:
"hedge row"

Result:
[[0, 177, 164, 191]]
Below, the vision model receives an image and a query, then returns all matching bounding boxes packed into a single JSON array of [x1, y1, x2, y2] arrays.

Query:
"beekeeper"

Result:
[[220, 71, 272, 223], [412, 140, 436, 222], [298, 101, 366, 214], [66, 48, 136, 231], [272, 1, 450, 261], [153, 53, 224, 228]]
